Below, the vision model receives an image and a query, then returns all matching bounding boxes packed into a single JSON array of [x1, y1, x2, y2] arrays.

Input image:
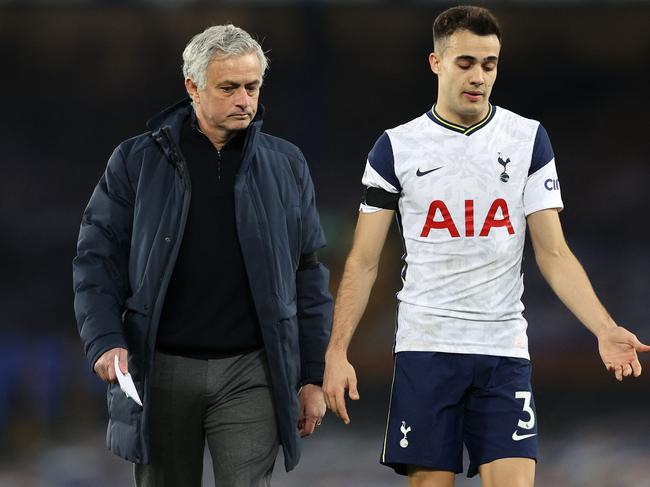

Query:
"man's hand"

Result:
[[597, 326, 650, 381], [94, 347, 129, 384], [298, 384, 326, 438], [322, 353, 360, 425]]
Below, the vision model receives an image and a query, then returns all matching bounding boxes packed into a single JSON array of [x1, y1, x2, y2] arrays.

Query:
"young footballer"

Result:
[[323, 5, 649, 486]]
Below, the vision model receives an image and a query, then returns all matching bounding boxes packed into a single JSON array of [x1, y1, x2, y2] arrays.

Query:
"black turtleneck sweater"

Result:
[[156, 113, 263, 358]]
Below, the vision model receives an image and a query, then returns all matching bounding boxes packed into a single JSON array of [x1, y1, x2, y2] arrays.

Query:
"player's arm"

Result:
[[323, 209, 394, 424], [527, 208, 650, 381]]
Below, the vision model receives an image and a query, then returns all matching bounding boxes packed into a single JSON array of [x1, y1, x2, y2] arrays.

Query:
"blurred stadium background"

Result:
[[1, 1, 649, 485]]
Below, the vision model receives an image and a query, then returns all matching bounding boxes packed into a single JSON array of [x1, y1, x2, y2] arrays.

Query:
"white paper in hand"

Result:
[[114, 354, 143, 406]]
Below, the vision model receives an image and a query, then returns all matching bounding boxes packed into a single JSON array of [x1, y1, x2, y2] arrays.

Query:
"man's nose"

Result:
[[234, 87, 251, 107], [469, 65, 485, 85]]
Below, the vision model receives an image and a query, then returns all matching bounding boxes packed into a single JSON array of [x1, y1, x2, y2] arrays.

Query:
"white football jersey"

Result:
[[360, 105, 563, 359]]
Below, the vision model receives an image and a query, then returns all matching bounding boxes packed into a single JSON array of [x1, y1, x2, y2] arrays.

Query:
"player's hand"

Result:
[[94, 347, 129, 384], [323, 352, 360, 425], [597, 326, 650, 381], [297, 384, 326, 438]]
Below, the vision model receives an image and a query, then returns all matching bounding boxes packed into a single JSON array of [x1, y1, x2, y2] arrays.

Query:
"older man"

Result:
[[73, 24, 332, 486]]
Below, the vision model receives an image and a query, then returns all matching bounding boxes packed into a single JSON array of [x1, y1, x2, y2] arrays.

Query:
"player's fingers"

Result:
[[622, 364, 633, 377], [333, 390, 350, 424], [324, 385, 338, 412], [633, 338, 650, 353], [348, 375, 360, 401], [614, 364, 623, 382], [323, 392, 331, 411], [631, 359, 642, 377]]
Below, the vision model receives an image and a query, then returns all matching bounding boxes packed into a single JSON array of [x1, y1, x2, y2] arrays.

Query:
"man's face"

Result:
[[429, 30, 500, 123], [186, 52, 261, 135]]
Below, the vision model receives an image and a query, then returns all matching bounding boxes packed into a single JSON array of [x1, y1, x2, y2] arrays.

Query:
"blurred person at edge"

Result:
[[323, 5, 649, 487], [73, 24, 332, 487]]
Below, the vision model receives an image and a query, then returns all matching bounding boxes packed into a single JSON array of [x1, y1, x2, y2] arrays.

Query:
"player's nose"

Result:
[[469, 65, 485, 85]]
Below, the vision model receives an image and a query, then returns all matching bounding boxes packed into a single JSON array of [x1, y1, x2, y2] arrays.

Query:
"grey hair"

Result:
[[182, 24, 269, 90]]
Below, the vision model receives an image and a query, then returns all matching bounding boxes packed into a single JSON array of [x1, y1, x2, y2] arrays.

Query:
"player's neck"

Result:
[[434, 102, 490, 128]]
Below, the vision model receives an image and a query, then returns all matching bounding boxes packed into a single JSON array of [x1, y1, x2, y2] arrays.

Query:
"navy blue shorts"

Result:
[[380, 352, 537, 478]]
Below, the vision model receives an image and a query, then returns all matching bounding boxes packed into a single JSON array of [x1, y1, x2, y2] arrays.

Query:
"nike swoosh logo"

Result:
[[416, 167, 443, 177], [512, 431, 537, 441]]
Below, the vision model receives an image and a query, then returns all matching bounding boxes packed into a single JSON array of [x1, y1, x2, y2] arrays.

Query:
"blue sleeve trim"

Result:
[[368, 132, 401, 190], [529, 124, 555, 176]]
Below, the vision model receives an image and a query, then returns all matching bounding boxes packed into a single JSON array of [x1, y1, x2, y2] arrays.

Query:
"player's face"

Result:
[[429, 30, 500, 125], [186, 53, 261, 137]]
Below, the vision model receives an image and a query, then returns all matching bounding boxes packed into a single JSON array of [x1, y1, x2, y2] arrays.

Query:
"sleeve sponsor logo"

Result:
[[544, 178, 560, 191]]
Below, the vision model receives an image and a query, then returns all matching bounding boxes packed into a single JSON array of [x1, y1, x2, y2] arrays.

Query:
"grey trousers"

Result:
[[134, 349, 279, 487]]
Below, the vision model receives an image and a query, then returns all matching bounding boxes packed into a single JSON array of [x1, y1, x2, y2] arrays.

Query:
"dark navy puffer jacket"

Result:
[[73, 99, 333, 471]]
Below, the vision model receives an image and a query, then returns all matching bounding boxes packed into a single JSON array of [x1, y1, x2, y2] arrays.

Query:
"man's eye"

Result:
[[458, 64, 471, 70], [221, 87, 233, 93], [484, 65, 496, 72]]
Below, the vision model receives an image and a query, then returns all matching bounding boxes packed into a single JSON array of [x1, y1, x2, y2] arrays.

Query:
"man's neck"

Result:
[[434, 102, 489, 128], [195, 118, 234, 151]]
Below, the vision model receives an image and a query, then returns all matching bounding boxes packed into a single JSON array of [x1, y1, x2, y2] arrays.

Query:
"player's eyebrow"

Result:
[[455, 55, 499, 63]]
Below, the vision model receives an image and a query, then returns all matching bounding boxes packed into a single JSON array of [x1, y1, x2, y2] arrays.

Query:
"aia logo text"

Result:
[[420, 198, 514, 238]]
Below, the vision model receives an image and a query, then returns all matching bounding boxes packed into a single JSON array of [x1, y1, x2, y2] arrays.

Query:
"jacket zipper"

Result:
[[217, 149, 222, 181]]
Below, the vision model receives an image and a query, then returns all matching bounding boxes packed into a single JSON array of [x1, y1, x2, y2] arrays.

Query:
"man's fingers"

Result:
[[333, 391, 350, 424], [633, 338, 650, 353], [107, 362, 117, 383], [614, 364, 623, 381], [118, 350, 129, 374], [325, 386, 349, 423], [299, 417, 317, 438], [631, 360, 642, 377], [323, 391, 331, 411], [94, 360, 114, 384], [622, 364, 633, 377], [348, 376, 360, 401]]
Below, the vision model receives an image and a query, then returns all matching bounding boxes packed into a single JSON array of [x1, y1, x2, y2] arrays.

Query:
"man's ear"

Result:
[[429, 52, 442, 75], [185, 78, 200, 104]]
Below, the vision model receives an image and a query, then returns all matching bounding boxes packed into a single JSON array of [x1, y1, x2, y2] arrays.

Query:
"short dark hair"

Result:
[[433, 5, 501, 49]]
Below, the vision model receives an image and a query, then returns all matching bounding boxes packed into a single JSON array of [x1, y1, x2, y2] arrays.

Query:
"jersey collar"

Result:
[[427, 104, 496, 136]]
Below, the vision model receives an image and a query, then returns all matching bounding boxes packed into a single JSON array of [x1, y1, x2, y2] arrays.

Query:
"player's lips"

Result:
[[463, 91, 484, 102], [229, 113, 251, 118]]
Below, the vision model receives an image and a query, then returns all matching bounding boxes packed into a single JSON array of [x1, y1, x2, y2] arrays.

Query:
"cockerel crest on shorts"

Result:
[[400, 421, 412, 448]]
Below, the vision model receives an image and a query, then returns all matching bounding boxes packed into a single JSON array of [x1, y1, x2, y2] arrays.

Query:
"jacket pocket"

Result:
[[107, 382, 141, 425]]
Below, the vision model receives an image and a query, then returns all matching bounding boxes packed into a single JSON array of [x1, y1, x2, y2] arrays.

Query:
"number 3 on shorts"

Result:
[[515, 391, 535, 430]]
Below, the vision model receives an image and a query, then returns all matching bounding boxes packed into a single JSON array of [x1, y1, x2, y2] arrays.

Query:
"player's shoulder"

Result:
[[384, 112, 431, 140], [493, 106, 544, 140]]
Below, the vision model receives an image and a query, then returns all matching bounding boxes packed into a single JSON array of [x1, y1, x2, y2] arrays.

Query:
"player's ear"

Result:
[[429, 52, 441, 75]]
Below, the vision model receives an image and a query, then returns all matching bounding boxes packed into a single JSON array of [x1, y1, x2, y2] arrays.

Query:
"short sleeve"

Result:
[[360, 132, 401, 213], [523, 123, 564, 216]]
